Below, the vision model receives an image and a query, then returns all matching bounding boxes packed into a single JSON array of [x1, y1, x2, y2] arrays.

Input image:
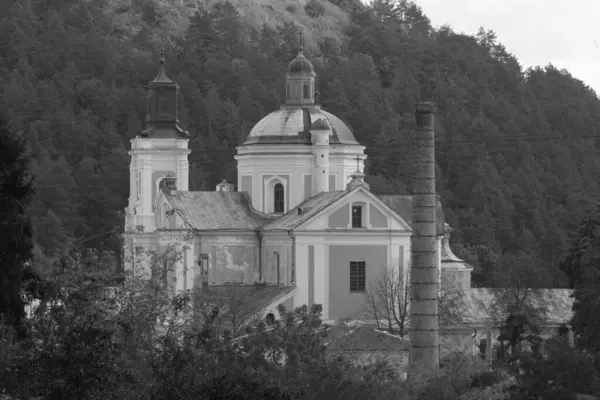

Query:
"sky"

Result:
[[405, 0, 600, 95]]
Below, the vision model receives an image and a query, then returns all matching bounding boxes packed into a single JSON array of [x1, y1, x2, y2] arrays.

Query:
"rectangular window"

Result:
[[352, 205, 362, 228], [274, 252, 280, 285], [158, 97, 170, 116], [136, 171, 142, 198], [274, 183, 285, 213], [303, 84, 309, 99], [349, 261, 366, 292]]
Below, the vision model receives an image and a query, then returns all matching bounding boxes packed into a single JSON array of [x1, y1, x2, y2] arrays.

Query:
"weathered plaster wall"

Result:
[[329, 174, 336, 191], [369, 204, 388, 228], [264, 245, 291, 284], [329, 204, 349, 228], [241, 175, 252, 196], [329, 245, 387, 320], [262, 234, 293, 285], [201, 234, 259, 285]]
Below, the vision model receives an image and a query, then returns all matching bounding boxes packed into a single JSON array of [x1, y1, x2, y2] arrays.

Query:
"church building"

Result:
[[123, 47, 572, 355]]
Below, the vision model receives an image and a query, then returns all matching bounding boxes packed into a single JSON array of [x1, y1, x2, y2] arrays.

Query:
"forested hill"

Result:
[[1, 0, 599, 287]]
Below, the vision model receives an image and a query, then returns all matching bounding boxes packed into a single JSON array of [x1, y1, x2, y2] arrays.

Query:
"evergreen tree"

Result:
[[0, 115, 34, 335], [560, 201, 600, 350]]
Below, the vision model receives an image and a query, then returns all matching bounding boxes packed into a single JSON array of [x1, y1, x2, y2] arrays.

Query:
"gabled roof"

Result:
[[443, 287, 573, 327], [165, 191, 268, 230], [264, 186, 416, 232], [325, 326, 410, 351], [203, 284, 296, 330], [263, 190, 348, 231]]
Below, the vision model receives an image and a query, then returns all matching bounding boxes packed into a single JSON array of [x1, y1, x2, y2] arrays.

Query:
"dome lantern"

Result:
[[285, 34, 317, 106]]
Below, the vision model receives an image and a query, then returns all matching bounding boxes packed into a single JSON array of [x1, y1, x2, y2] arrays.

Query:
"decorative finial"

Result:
[[159, 47, 166, 64]]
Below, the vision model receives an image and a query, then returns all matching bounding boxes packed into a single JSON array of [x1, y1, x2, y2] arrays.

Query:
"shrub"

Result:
[[305, 0, 325, 18], [471, 369, 507, 389], [286, 4, 297, 13]]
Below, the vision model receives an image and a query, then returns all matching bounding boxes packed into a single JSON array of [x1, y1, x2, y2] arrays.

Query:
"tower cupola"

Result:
[[285, 45, 317, 106], [141, 49, 189, 138]]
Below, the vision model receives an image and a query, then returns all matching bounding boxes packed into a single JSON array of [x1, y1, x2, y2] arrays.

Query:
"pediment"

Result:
[[297, 187, 412, 232]]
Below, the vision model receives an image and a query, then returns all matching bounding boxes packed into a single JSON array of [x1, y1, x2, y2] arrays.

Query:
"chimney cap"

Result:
[[416, 101, 436, 114]]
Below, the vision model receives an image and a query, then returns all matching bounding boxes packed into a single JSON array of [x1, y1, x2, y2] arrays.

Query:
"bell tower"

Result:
[[125, 49, 190, 233]]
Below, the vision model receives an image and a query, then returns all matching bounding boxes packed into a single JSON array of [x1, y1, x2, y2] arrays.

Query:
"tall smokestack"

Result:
[[410, 101, 439, 371]]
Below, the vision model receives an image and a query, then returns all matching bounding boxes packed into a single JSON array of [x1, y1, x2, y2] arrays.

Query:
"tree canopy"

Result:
[[0, 113, 34, 335], [1, 0, 599, 289]]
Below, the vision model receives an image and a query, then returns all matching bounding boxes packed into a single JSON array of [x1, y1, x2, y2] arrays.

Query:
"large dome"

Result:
[[241, 107, 360, 146]]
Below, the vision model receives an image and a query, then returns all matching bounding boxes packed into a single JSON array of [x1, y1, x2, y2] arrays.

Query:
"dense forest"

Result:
[[1, 0, 599, 288]]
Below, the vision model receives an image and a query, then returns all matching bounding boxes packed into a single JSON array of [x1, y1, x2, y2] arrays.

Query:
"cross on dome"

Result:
[[297, 29, 305, 54]]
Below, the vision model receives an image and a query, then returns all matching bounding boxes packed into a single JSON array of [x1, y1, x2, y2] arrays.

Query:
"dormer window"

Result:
[[352, 205, 362, 228], [274, 183, 284, 213]]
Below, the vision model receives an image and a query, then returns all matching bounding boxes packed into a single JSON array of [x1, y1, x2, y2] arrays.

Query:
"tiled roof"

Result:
[[203, 284, 296, 325], [325, 326, 410, 351], [378, 194, 445, 235], [166, 191, 267, 230], [263, 190, 349, 231], [443, 287, 573, 327]]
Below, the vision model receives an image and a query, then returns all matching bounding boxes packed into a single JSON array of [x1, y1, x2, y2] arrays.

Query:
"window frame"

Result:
[[274, 252, 281, 285], [349, 261, 366, 292], [351, 205, 363, 228], [274, 183, 285, 213]]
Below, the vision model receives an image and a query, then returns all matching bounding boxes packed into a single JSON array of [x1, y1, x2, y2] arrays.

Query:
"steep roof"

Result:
[[165, 191, 268, 230], [443, 287, 573, 328], [203, 284, 296, 330], [263, 190, 348, 231], [325, 326, 410, 351]]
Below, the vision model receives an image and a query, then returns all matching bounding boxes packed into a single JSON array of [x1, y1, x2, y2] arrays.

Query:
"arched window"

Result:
[[303, 83, 310, 99], [274, 183, 284, 213], [266, 313, 275, 326], [286, 82, 291, 100]]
